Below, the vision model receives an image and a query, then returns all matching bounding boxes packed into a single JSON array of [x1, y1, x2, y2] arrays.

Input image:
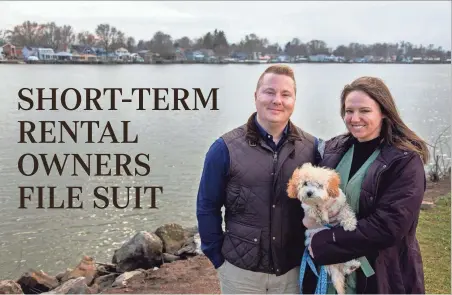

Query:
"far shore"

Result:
[[0, 59, 450, 65]]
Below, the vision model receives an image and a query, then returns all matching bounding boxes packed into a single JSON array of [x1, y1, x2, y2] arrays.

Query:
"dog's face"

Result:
[[287, 163, 341, 206]]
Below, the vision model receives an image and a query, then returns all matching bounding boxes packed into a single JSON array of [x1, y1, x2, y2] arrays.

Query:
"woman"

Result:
[[306, 76, 429, 294]]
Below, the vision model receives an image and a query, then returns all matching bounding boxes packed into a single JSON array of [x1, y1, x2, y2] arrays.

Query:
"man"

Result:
[[196, 65, 322, 293]]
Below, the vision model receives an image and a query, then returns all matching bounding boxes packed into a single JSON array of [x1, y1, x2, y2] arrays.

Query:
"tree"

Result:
[[40, 22, 75, 51], [59, 25, 75, 50], [333, 45, 349, 58], [126, 37, 136, 53], [202, 32, 214, 49], [0, 30, 7, 46], [77, 31, 96, 46], [174, 36, 192, 49], [6, 21, 45, 47], [95, 23, 122, 53], [150, 31, 173, 56], [307, 39, 329, 55], [239, 33, 267, 54], [212, 29, 229, 56], [110, 30, 126, 50]]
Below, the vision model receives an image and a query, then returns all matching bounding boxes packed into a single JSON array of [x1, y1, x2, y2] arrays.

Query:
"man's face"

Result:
[[255, 73, 296, 125]]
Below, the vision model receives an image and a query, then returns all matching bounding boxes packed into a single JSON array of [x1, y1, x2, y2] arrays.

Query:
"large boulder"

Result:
[[16, 269, 59, 294], [183, 225, 198, 239], [112, 231, 163, 272], [0, 280, 23, 294], [155, 223, 186, 254], [60, 256, 97, 285]]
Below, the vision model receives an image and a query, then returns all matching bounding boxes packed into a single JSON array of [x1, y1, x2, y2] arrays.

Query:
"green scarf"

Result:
[[327, 144, 378, 294]]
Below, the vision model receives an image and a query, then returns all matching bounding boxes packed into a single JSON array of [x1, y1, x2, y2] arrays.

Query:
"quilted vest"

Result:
[[220, 113, 316, 276]]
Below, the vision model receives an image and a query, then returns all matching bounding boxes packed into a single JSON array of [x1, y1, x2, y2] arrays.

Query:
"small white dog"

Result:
[[287, 163, 360, 294]]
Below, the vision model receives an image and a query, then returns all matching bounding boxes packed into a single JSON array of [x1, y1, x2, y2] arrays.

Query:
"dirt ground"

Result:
[[101, 255, 220, 294], [102, 177, 450, 294]]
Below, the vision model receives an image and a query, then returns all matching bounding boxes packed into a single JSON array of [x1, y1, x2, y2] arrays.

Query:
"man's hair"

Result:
[[256, 64, 296, 93]]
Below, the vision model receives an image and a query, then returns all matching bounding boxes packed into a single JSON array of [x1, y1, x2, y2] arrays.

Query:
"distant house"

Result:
[[200, 49, 215, 57], [15, 47, 24, 59], [130, 53, 144, 62], [71, 45, 95, 55], [55, 51, 72, 61], [71, 45, 108, 60], [2, 43, 17, 58], [174, 48, 186, 61], [230, 52, 248, 60], [115, 47, 130, 59], [37, 48, 55, 60], [22, 47, 55, 60], [308, 54, 329, 62], [192, 51, 205, 61], [137, 50, 153, 62], [277, 55, 290, 62], [22, 47, 37, 60]]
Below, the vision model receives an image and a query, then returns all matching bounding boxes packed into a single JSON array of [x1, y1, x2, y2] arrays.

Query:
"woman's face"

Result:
[[344, 90, 384, 142]]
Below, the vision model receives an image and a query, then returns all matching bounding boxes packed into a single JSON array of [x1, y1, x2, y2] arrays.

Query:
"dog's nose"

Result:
[[306, 191, 313, 197]]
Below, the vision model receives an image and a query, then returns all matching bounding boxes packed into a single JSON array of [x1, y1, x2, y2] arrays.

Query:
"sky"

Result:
[[1, 1, 451, 50]]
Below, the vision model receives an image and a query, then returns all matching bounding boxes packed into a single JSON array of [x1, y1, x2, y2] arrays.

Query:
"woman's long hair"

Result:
[[340, 76, 429, 164]]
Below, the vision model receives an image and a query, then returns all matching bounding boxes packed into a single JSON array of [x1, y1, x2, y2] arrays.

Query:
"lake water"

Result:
[[0, 64, 450, 279]]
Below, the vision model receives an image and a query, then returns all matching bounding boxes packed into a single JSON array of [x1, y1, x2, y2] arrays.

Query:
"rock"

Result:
[[93, 273, 118, 292], [163, 253, 181, 263], [0, 280, 23, 294], [111, 270, 143, 287], [155, 223, 186, 254], [176, 233, 203, 257], [55, 269, 72, 282], [421, 201, 435, 210], [16, 269, 59, 294], [61, 256, 97, 285], [42, 277, 91, 294], [183, 225, 198, 239], [112, 231, 163, 272], [96, 263, 118, 276]]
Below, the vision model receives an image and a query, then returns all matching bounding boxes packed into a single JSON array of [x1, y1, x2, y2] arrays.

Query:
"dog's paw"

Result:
[[343, 260, 361, 275], [341, 218, 357, 231]]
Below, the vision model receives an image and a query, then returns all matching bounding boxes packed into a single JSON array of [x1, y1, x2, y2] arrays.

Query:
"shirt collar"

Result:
[[254, 114, 289, 140]]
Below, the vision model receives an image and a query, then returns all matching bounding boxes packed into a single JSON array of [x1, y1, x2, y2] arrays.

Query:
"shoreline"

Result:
[[0, 60, 450, 65]]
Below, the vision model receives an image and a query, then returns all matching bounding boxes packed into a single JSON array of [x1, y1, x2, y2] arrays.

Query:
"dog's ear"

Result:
[[327, 171, 341, 198], [287, 168, 301, 199]]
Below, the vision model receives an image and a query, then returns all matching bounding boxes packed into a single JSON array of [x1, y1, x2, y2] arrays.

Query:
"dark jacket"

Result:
[[310, 134, 426, 294], [220, 113, 317, 276]]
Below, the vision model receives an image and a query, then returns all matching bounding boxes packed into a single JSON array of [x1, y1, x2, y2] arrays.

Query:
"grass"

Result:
[[418, 194, 451, 294]]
